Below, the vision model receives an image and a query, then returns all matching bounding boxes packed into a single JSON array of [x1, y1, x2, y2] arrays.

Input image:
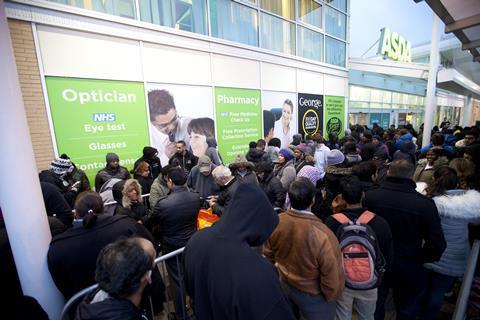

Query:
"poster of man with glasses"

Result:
[[147, 84, 214, 165]]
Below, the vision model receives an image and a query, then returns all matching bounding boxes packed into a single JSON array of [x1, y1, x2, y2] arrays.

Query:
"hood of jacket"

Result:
[[213, 183, 278, 246], [434, 189, 480, 219], [75, 294, 144, 320]]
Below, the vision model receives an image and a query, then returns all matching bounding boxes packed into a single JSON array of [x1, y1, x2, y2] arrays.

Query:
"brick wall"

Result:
[[8, 19, 55, 171]]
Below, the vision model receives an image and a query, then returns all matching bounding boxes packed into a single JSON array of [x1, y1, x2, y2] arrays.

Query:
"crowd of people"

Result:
[[1, 121, 480, 320]]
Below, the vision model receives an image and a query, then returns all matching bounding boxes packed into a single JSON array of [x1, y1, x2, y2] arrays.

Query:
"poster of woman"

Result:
[[262, 91, 297, 148]]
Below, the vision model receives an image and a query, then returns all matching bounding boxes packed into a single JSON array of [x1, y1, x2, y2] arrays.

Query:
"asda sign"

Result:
[[377, 27, 412, 63]]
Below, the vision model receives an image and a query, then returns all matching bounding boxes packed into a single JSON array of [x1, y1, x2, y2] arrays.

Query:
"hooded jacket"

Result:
[[184, 183, 295, 320], [75, 290, 146, 320], [424, 189, 480, 277], [39, 170, 77, 208], [187, 164, 221, 200], [394, 132, 413, 150]]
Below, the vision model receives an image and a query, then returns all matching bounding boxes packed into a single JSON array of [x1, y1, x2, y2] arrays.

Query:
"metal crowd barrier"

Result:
[[453, 240, 480, 320], [60, 246, 185, 320]]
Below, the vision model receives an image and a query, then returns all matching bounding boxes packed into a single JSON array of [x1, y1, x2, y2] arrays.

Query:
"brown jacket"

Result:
[[264, 210, 344, 301]]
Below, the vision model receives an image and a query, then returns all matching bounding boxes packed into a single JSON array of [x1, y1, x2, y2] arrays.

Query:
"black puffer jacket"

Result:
[[95, 166, 131, 192], [147, 185, 201, 251], [259, 172, 286, 209], [39, 170, 78, 208], [212, 177, 242, 216]]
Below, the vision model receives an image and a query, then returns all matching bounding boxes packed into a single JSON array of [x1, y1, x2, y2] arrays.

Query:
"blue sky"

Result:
[[349, 0, 445, 58]]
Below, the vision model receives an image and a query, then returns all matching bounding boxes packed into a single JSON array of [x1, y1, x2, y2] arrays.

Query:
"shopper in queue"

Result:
[[95, 153, 130, 192]]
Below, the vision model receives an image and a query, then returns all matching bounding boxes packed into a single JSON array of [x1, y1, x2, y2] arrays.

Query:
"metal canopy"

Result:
[[415, 0, 480, 63]]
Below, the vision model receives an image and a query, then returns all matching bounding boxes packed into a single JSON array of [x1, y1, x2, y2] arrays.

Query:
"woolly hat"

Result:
[[297, 165, 322, 186], [142, 146, 158, 158], [51, 157, 73, 176], [279, 148, 294, 162], [326, 149, 345, 165], [106, 153, 119, 164]]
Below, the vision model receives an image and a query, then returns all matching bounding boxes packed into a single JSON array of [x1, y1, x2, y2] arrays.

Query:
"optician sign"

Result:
[[45, 76, 150, 185], [377, 27, 412, 63]]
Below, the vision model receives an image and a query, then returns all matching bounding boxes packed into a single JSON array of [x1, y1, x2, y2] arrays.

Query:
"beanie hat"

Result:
[[51, 157, 73, 176], [142, 146, 158, 158], [106, 153, 119, 164], [326, 149, 345, 165], [297, 165, 322, 186], [295, 143, 310, 155], [279, 148, 294, 162]]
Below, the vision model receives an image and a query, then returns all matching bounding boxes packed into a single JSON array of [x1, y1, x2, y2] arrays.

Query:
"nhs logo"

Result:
[[93, 113, 116, 122]]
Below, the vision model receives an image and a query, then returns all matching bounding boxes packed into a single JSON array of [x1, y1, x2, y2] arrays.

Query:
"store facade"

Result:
[[5, 0, 350, 176]]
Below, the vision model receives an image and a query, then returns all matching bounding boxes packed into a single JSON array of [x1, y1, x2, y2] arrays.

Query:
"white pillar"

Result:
[[0, 3, 64, 319], [422, 13, 441, 147], [463, 95, 473, 127]]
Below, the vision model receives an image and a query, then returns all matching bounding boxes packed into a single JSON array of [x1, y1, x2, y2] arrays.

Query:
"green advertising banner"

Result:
[[45, 76, 150, 185], [324, 95, 346, 139], [214, 87, 262, 164]]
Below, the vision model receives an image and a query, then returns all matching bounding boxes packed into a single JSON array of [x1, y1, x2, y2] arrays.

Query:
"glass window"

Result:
[[297, 0, 322, 29], [392, 92, 402, 104], [325, 36, 345, 67], [139, 0, 207, 35], [324, 0, 346, 12], [350, 86, 370, 101], [260, 0, 295, 20], [297, 26, 323, 61], [260, 13, 295, 55], [63, 0, 136, 19], [325, 6, 346, 40], [210, 0, 258, 47], [349, 101, 369, 109]]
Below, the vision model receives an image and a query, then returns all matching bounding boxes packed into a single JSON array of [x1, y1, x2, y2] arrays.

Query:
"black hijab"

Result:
[[184, 183, 294, 320]]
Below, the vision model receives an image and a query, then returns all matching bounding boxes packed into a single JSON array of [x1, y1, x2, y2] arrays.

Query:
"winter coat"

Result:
[[39, 170, 78, 208], [47, 215, 153, 299], [169, 151, 198, 173], [424, 190, 480, 277], [364, 177, 446, 270], [67, 167, 91, 192], [259, 172, 286, 209], [345, 153, 362, 166], [184, 183, 295, 320], [147, 185, 201, 251], [211, 177, 241, 216], [40, 181, 74, 226], [187, 165, 220, 200], [274, 160, 296, 190], [134, 175, 153, 195], [265, 145, 280, 163], [149, 174, 170, 208], [75, 289, 146, 320], [95, 166, 130, 192], [413, 157, 449, 185], [265, 209, 345, 300]]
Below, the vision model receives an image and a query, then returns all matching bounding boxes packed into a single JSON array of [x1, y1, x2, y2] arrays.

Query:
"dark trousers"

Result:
[[375, 265, 427, 320], [421, 269, 457, 320], [165, 253, 188, 320]]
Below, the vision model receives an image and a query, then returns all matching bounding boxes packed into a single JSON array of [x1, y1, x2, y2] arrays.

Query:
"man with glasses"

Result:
[[148, 89, 192, 165]]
